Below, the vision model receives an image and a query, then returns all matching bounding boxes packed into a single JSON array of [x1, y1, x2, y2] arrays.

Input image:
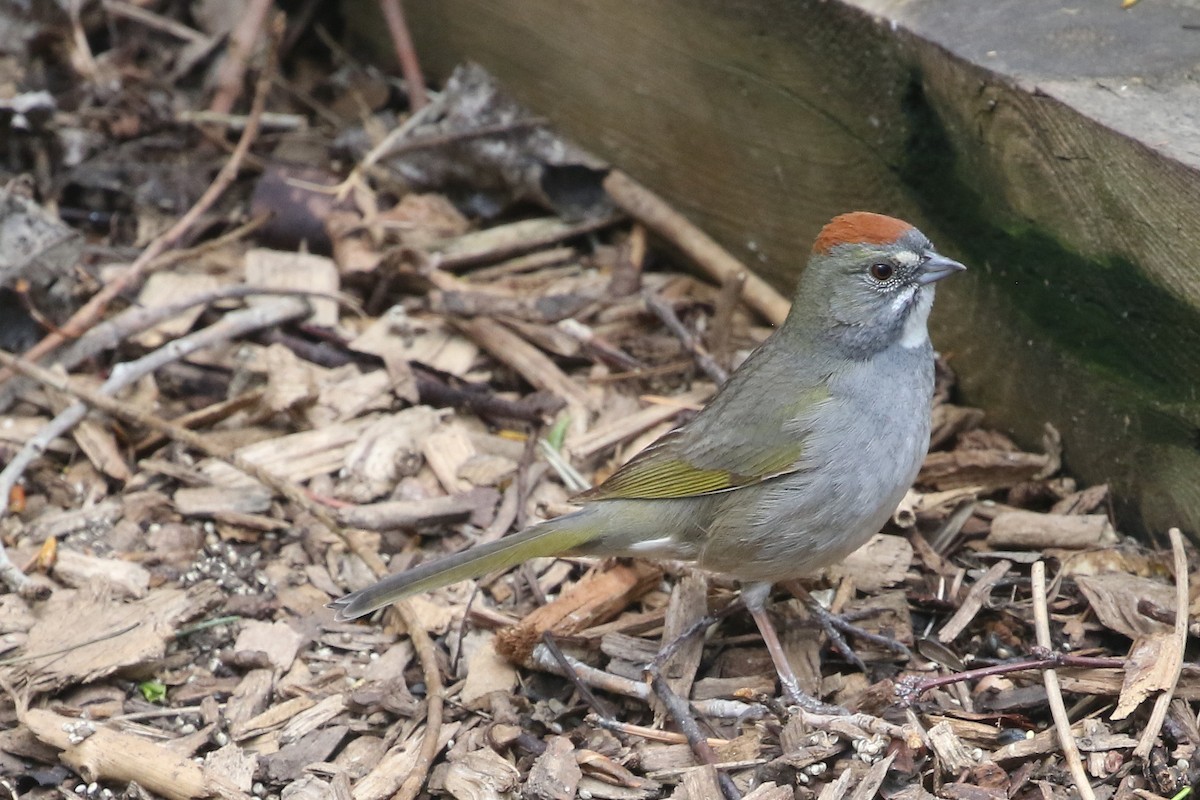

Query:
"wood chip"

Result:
[[456, 316, 593, 422], [830, 533, 913, 592], [234, 620, 305, 672], [174, 485, 273, 516], [919, 450, 1050, 491], [244, 248, 339, 326], [458, 631, 518, 706], [1075, 573, 1175, 639], [3, 584, 221, 692], [525, 735, 582, 800], [655, 572, 707, 719], [986, 510, 1116, 550], [51, 550, 150, 599], [847, 752, 895, 800], [496, 561, 663, 662], [937, 560, 1013, 643], [928, 721, 982, 775]]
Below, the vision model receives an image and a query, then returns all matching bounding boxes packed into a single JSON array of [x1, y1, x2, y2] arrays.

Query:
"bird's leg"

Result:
[[782, 581, 913, 670], [741, 582, 846, 715]]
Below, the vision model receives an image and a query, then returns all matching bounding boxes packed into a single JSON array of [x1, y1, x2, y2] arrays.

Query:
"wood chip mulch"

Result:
[[0, 6, 1196, 800]]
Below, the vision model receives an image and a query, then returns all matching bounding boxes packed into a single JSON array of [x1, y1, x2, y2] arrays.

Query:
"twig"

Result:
[[391, 600, 444, 800], [588, 715, 728, 748], [101, 0, 213, 45], [1134, 528, 1188, 759], [603, 170, 790, 325], [528, 643, 763, 720], [644, 292, 728, 385], [898, 653, 1125, 705], [1032, 560, 1096, 800], [0, 543, 33, 601], [539, 633, 616, 720], [649, 673, 741, 800], [0, 25, 274, 382], [67, 0, 98, 80], [378, 0, 428, 111], [208, 0, 273, 114], [0, 299, 310, 518]]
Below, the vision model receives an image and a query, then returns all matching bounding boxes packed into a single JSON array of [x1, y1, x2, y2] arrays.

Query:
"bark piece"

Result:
[[3, 584, 220, 692], [986, 510, 1116, 550], [928, 721, 981, 775], [830, 533, 913, 592], [245, 248, 339, 326], [525, 735, 582, 800], [234, 620, 305, 672], [51, 550, 150, 599], [23, 708, 250, 800], [496, 561, 662, 662]]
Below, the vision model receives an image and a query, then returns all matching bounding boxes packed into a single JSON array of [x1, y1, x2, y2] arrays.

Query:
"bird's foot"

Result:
[[785, 583, 912, 672], [777, 672, 848, 716]]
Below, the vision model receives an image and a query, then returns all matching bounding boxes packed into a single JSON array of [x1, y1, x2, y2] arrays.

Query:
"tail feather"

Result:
[[329, 512, 598, 621]]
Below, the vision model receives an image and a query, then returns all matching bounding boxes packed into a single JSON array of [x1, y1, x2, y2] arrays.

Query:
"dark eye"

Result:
[[869, 262, 894, 281]]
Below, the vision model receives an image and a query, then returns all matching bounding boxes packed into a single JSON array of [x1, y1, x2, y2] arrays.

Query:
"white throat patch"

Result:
[[899, 287, 933, 349]]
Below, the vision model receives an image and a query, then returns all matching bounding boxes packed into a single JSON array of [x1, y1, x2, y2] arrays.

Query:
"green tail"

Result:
[[329, 511, 599, 621]]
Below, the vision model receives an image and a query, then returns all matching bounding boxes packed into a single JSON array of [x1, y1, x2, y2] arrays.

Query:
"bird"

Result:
[[330, 211, 965, 710]]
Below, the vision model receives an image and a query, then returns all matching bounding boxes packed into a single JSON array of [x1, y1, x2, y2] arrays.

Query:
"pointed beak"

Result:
[[916, 253, 967, 285]]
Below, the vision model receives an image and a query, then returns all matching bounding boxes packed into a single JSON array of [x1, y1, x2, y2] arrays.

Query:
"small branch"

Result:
[[898, 653, 1125, 705], [528, 643, 763, 720], [1032, 560, 1096, 800], [644, 292, 728, 385], [603, 170, 790, 326], [208, 0, 273, 114], [540, 632, 617, 720], [378, 0, 428, 110], [391, 600, 444, 800], [648, 672, 741, 800], [102, 0, 213, 46], [1134, 528, 1188, 759]]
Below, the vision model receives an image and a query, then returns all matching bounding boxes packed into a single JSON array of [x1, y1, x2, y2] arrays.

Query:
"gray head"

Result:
[[789, 212, 966, 358]]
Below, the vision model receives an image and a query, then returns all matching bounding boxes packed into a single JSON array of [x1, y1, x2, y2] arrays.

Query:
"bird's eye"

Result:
[[869, 263, 894, 281]]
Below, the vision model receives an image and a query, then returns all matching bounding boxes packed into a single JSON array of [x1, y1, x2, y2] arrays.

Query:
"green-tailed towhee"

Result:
[[331, 212, 965, 707]]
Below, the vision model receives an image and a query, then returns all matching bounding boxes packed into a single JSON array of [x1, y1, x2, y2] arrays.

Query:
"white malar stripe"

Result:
[[900, 287, 933, 349]]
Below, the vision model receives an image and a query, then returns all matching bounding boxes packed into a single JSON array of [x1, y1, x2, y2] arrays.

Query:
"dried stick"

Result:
[[0, 298, 310, 518], [1133, 528, 1188, 759], [208, 0, 273, 114], [644, 292, 728, 385], [528, 643, 762, 720], [1032, 560, 1096, 800], [0, 28, 273, 382], [378, 0, 428, 110], [603, 170, 790, 326], [102, 0, 213, 46], [391, 600, 444, 800], [898, 653, 1124, 705], [649, 673, 741, 800], [539, 633, 617, 720]]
